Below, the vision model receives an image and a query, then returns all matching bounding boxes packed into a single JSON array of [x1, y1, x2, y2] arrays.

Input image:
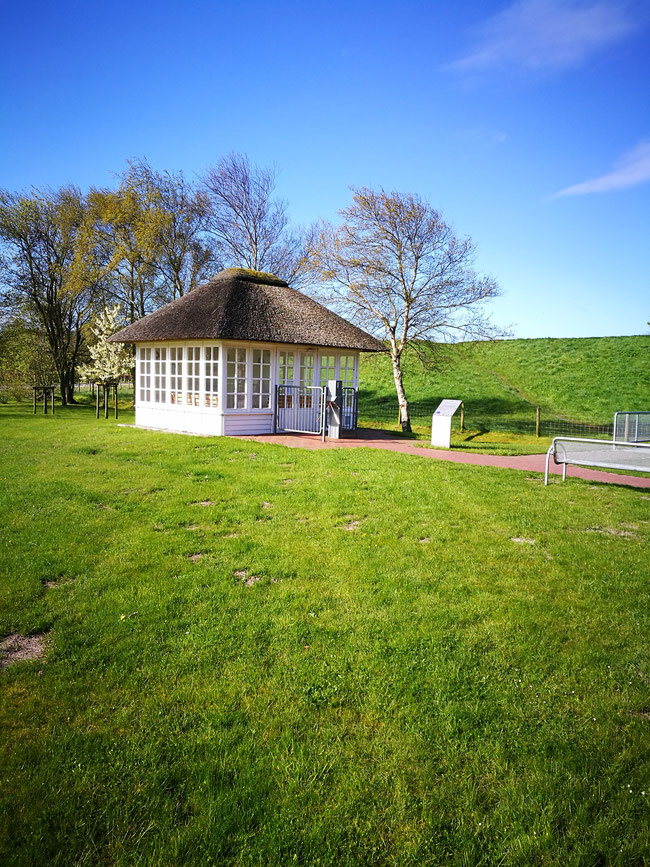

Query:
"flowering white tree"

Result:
[[78, 305, 134, 384]]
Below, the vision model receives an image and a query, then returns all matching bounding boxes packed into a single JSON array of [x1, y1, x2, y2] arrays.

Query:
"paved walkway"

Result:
[[242, 428, 650, 489]]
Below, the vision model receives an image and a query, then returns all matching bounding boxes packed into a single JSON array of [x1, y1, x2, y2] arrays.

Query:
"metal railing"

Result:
[[614, 411, 650, 444], [341, 387, 358, 432], [275, 385, 326, 438], [545, 436, 650, 484]]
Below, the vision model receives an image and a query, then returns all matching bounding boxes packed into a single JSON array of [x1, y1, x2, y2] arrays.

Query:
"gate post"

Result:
[[273, 385, 278, 434], [327, 380, 343, 439]]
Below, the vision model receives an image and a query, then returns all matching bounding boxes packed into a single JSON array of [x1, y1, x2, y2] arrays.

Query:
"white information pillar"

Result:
[[327, 379, 343, 439], [431, 399, 463, 448]]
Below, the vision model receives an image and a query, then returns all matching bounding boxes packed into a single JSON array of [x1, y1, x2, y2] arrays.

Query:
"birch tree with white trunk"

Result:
[[310, 187, 501, 432]]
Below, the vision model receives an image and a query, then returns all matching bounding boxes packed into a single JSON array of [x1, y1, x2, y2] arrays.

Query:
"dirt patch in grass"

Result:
[[235, 569, 262, 587], [419, 537, 431, 544], [41, 575, 73, 589], [341, 519, 361, 531], [189, 553, 203, 563], [586, 527, 638, 539], [628, 709, 650, 720], [192, 500, 216, 507], [511, 536, 536, 545], [1, 633, 47, 668]]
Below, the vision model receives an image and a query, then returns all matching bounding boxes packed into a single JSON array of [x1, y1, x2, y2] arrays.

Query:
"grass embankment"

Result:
[[1, 403, 649, 864], [359, 334, 650, 430]]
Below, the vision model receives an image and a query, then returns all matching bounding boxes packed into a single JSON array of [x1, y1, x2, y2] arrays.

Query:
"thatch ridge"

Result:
[[108, 269, 385, 352]]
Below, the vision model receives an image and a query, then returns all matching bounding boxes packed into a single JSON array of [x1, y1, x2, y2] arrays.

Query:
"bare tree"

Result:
[[310, 187, 501, 431], [202, 153, 309, 286], [0, 187, 98, 404]]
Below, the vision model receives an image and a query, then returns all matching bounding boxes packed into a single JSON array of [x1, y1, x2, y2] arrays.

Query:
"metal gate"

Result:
[[274, 384, 359, 439], [275, 385, 326, 438], [341, 386, 358, 434]]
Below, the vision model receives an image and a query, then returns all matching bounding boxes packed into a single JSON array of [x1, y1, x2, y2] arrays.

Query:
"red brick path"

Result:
[[241, 428, 650, 489]]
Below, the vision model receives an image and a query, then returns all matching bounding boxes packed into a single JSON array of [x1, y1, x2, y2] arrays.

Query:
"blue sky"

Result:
[[1, 0, 648, 338]]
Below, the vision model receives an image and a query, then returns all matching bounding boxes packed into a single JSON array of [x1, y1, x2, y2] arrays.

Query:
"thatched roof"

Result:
[[108, 268, 385, 352]]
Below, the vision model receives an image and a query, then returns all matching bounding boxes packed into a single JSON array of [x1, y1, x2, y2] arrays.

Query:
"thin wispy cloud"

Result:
[[454, 127, 508, 145], [448, 0, 636, 76], [553, 140, 650, 197]]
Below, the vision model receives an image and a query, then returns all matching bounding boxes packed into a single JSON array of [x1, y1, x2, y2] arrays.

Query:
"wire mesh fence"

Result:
[[614, 411, 650, 443], [358, 397, 615, 439]]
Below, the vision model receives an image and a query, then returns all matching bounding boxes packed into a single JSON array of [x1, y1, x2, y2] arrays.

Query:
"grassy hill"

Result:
[[359, 335, 650, 427]]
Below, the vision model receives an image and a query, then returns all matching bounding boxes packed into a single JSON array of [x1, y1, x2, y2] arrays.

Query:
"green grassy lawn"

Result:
[[1, 403, 649, 865], [359, 335, 650, 428]]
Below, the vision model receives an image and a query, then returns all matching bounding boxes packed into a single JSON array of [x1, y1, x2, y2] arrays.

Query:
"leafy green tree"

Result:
[[121, 160, 218, 301], [0, 187, 97, 404], [88, 162, 218, 322], [310, 187, 501, 431], [0, 319, 58, 401], [86, 185, 159, 323]]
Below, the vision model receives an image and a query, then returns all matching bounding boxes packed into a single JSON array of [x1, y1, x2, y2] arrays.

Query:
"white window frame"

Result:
[[154, 347, 167, 403], [299, 351, 315, 409], [169, 346, 184, 406], [139, 347, 151, 403], [278, 350, 295, 409], [339, 353, 356, 389], [252, 348, 271, 409], [319, 353, 336, 387], [204, 345, 219, 408], [186, 346, 201, 407], [226, 346, 247, 410]]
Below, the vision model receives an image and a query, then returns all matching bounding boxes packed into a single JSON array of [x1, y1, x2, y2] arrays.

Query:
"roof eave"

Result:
[[108, 332, 385, 352]]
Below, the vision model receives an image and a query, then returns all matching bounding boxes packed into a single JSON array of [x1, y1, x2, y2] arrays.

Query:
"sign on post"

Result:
[[431, 399, 463, 448]]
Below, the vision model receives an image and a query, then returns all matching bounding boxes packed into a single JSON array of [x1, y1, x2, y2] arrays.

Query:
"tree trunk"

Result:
[[58, 365, 76, 405], [58, 368, 68, 406], [66, 376, 76, 404], [390, 351, 411, 433]]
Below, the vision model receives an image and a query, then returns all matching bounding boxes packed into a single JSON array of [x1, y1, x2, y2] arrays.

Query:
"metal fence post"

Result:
[[536, 406, 540, 437], [273, 385, 278, 434]]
